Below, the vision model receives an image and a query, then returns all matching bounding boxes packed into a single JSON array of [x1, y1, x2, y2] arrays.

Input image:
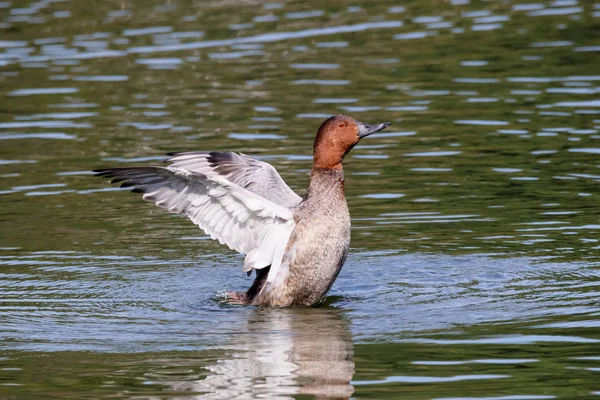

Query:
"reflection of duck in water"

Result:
[[167, 308, 354, 399], [95, 115, 390, 306]]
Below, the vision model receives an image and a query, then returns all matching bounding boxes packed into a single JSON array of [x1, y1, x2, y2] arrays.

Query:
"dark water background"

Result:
[[1, 0, 600, 398]]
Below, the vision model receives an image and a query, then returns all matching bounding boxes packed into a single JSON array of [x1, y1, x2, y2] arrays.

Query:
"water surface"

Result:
[[1, 0, 600, 398]]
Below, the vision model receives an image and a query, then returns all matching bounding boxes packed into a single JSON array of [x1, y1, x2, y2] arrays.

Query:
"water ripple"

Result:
[[128, 21, 404, 54]]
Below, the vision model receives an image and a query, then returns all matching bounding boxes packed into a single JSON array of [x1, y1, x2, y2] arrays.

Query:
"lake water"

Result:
[[1, 0, 600, 398]]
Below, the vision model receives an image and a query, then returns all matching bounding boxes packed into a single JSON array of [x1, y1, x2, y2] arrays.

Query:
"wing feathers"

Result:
[[165, 151, 302, 208], [94, 166, 296, 275]]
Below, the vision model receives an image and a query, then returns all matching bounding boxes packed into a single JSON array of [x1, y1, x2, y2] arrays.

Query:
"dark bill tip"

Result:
[[358, 121, 392, 138]]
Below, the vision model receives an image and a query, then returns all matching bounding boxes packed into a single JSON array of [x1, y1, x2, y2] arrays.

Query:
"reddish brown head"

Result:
[[313, 115, 391, 169]]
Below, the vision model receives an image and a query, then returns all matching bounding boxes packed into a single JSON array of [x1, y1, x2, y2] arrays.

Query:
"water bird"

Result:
[[94, 115, 390, 306]]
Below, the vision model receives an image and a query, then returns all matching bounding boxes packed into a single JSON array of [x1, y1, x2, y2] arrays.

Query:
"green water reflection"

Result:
[[1, 0, 600, 398]]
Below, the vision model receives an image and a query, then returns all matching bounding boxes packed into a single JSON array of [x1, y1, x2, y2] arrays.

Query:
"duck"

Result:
[[94, 114, 390, 307]]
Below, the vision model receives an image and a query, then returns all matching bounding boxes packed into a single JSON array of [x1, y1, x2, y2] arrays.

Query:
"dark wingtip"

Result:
[[93, 169, 114, 177], [93, 168, 131, 180], [111, 177, 127, 184], [207, 151, 235, 165]]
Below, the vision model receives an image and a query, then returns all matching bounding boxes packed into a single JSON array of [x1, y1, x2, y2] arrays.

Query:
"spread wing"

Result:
[[94, 166, 296, 275], [165, 151, 303, 208]]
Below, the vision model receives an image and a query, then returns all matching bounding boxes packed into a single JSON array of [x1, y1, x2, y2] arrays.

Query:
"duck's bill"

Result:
[[358, 121, 391, 138]]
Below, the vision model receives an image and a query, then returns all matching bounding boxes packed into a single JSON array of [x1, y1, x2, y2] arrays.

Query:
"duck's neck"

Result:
[[306, 166, 345, 201]]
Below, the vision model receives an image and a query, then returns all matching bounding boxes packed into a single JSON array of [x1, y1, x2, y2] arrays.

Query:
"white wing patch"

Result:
[[266, 221, 295, 284]]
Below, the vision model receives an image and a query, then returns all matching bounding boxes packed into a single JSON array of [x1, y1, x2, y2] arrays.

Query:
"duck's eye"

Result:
[[338, 122, 347, 128]]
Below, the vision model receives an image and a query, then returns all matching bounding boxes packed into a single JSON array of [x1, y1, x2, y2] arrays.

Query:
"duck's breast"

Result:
[[281, 198, 351, 305]]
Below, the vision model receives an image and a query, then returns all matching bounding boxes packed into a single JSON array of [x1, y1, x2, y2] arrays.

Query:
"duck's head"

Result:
[[313, 114, 390, 169]]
